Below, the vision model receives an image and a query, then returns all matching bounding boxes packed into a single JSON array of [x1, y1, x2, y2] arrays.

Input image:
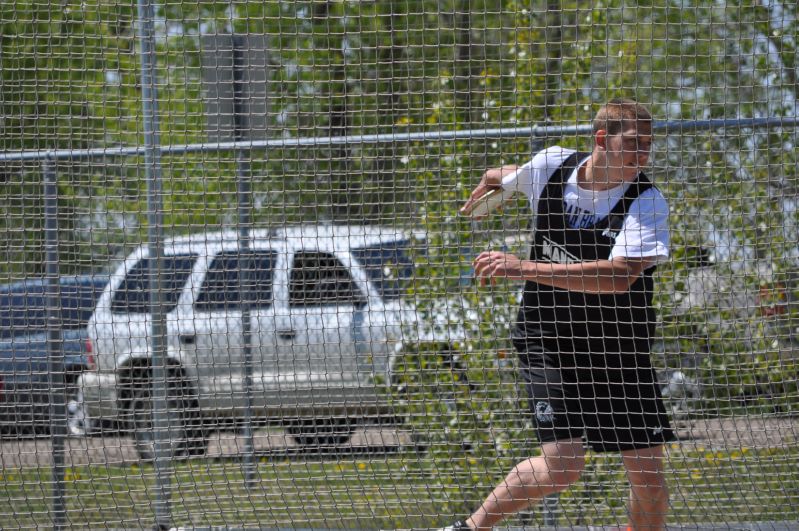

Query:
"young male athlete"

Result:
[[446, 99, 674, 530]]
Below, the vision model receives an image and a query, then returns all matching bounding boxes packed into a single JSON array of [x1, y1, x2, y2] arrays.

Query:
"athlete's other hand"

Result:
[[473, 251, 524, 286]]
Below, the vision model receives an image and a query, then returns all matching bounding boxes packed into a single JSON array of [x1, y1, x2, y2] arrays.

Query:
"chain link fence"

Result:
[[1, 1, 799, 529]]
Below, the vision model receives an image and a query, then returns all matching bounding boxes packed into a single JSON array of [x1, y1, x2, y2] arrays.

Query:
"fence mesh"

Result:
[[1, 1, 799, 529]]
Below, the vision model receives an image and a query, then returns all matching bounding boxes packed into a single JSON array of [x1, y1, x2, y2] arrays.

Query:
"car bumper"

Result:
[[77, 371, 120, 422]]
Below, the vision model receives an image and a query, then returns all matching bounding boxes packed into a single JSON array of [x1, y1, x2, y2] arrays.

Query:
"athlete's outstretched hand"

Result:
[[460, 165, 518, 218], [473, 251, 524, 286]]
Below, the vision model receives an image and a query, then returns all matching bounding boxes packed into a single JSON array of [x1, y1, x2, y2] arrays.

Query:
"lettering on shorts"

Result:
[[535, 401, 555, 424]]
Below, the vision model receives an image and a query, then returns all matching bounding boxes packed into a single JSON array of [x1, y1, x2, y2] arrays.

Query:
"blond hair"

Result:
[[593, 98, 652, 135]]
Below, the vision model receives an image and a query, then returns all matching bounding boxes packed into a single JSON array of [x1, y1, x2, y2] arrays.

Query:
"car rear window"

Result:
[[111, 255, 197, 314], [351, 240, 415, 300], [289, 251, 366, 307]]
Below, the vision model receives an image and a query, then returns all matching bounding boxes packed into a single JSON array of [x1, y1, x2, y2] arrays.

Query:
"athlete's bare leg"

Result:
[[622, 445, 669, 531], [465, 439, 585, 530]]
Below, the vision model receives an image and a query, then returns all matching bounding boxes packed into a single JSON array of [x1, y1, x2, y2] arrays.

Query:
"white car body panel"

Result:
[[80, 225, 466, 426]]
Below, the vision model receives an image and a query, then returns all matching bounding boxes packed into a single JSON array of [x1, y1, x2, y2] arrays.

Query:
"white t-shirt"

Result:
[[501, 146, 670, 263]]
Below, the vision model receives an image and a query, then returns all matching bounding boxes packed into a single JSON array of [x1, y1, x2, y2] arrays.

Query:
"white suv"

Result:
[[78, 225, 468, 458]]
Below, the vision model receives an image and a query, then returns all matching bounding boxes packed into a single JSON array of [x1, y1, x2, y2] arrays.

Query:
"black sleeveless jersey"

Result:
[[512, 151, 658, 347]]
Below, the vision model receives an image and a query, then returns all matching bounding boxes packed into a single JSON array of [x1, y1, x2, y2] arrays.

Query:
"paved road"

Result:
[[673, 415, 799, 450], [2, 415, 797, 468], [0, 428, 414, 468]]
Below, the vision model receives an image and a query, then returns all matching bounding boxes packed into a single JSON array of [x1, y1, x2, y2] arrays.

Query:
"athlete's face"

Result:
[[602, 121, 652, 182]]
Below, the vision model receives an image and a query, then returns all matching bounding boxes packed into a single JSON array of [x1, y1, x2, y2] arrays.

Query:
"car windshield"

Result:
[[351, 239, 415, 300]]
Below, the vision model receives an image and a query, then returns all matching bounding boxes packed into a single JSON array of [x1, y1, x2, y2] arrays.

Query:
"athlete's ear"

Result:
[[595, 129, 608, 150]]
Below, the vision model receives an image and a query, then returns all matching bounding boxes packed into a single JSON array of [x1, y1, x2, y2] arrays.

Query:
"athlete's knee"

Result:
[[544, 470, 582, 491], [624, 446, 668, 506], [507, 456, 583, 492], [630, 475, 669, 508]]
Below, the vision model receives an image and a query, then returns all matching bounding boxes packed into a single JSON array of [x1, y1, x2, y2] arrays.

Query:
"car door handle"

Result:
[[277, 329, 297, 341], [179, 334, 196, 345]]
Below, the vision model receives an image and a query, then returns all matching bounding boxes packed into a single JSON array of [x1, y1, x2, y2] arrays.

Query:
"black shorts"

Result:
[[518, 336, 675, 453]]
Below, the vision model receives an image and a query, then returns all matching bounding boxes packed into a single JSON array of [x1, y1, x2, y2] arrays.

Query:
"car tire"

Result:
[[285, 418, 355, 447], [125, 373, 208, 461]]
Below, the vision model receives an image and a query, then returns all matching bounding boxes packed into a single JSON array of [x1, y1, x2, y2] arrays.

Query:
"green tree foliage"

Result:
[[637, 1, 799, 413], [0, 0, 213, 274]]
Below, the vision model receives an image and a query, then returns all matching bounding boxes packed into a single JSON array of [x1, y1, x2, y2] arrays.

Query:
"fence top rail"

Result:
[[1, 116, 797, 163]]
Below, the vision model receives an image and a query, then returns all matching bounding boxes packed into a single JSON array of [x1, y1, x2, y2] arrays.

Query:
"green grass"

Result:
[[551, 443, 799, 528], [1, 443, 798, 529]]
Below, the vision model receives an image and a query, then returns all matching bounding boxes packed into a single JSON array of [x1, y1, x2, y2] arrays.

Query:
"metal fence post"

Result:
[[44, 157, 67, 530], [542, 493, 560, 526], [530, 131, 560, 528], [232, 33, 258, 490], [136, 0, 171, 527]]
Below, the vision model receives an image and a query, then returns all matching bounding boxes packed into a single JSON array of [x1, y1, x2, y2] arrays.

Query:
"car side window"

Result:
[[289, 251, 365, 307], [195, 250, 277, 312], [112, 255, 197, 314]]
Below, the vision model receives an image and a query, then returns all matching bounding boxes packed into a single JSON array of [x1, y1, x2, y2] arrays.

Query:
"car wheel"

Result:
[[285, 418, 355, 447], [126, 375, 208, 461]]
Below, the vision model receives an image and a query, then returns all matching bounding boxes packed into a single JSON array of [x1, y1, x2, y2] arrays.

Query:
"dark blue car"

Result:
[[0, 274, 108, 435]]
